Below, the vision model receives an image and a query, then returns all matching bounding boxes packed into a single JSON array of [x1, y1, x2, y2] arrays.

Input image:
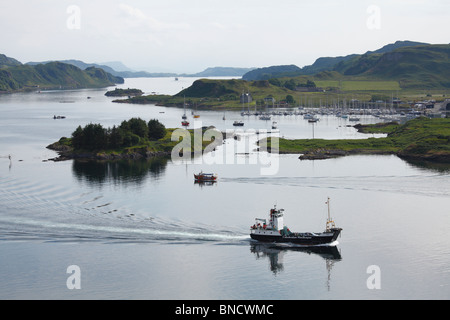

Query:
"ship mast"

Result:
[[325, 197, 336, 232]]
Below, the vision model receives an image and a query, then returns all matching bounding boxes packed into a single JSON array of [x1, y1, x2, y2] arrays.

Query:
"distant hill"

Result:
[[176, 79, 241, 98], [27, 59, 115, 73], [0, 54, 22, 68], [366, 40, 429, 54], [242, 65, 302, 81], [243, 41, 430, 79], [27, 60, 252, 78], [299, 41, 429, 75], [25, 59, 156, 78], [100, 61, 135, 72], [174, 78, 295, 101], [0, 57, 124, 92], [183, 67, 256, 77], [333, 44, 450, 88], [27, 59, 165, 78], [241, 41, 450, 88], [299, 55, 359, 75], [107, 70, 177, 78]]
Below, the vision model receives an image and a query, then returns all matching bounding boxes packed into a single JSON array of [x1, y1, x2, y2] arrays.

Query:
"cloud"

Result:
[[118, 3, 147, 20], [117, 3, 189, 31]]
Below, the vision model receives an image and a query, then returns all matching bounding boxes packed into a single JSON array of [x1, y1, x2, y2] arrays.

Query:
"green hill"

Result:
[[242, 42, 450, 89], [333, 44, 450, 88], [0, 69, 21, 90], [367, 40, 429, 54], [299, 41, 429, 75], [0, 57, 124, 92], [116, 78, 300, 109], [242, 65, 302, 81], [175, 78, 297, 102], [0, 54, 22, 68], [176, 78, 243, 98]]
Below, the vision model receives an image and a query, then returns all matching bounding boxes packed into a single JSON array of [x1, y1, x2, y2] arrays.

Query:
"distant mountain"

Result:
[[300, 40, 430, 76], [242, 65, 302, 81], [176, 79, 241, 98], [184, 67, 256, 77], [334, 44, 450, 88], [0, 54, 22, 68], [1, 57, 124, 92], [26, 60, 179, 78], [26, 59, 128, 77], [26, 59, 256, 79], [242, 41, 432, 79], [298, 55, 359, 75], [241, 41, 450, 88], [99, 61, 135, 72], [26, 60, 252, 79], [115, 70, 178, 78], [366, 40, 429, 54]]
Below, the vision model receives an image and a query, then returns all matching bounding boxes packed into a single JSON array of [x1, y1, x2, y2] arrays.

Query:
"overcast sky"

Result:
[[1, 0, 448, 73]]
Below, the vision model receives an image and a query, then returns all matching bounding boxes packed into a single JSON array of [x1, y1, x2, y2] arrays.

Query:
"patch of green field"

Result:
[[315, 80, 401, 91], [263, 118, 450, 163]]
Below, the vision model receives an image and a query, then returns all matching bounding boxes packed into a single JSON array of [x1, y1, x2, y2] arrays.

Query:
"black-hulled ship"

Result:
[[250, 198, 342, 246]]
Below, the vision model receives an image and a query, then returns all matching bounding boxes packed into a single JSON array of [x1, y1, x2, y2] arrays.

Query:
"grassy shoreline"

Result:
[[47, 127, 222, 162], [261, 118, 450, 162]]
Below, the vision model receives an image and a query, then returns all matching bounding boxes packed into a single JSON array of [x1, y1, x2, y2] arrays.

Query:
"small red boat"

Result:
[[182, 120, 189, 126], [194, 172, 218, 182]]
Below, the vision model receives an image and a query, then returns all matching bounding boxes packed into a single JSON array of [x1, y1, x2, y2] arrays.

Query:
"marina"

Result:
[[236, 102, 446, 125]]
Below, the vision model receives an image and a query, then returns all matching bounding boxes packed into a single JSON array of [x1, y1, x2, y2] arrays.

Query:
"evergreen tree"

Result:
[[120, 118, 148, 139], [148, 119, 166, 141]]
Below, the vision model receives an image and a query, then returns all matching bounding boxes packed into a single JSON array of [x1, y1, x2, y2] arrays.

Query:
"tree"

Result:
[[120, 118, 148, 139], [83, 123, 107, 150], [108, 125, 124, 149], [122, 132, 140, 147], [284, 79, 297, 90], [285, 95, 295, 104], [268, 78, 281, 87], [148, 119, 166, 141], [306, 80, 316, 88], [71, 125, 84, 150], [71, 123, 107, 151]]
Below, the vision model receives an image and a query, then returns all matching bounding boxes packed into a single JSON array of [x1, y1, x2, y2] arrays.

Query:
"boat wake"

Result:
[[0, 214, 250, 244], [0, 177, 249, 244], [221, 174, 450, 198]]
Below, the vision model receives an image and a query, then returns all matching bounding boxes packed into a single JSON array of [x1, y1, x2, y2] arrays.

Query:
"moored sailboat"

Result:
[[181, 96, 189, 126]]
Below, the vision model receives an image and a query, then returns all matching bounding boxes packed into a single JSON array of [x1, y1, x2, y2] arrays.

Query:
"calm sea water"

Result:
[[0, 77, 449, 300]]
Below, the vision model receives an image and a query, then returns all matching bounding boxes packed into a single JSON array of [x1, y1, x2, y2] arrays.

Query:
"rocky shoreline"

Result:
[[298, 148, 395, 160], [296, 147, 450, 163], [46, 141, 170, 162]]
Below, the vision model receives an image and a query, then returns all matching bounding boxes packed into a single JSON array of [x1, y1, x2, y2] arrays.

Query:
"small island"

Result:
[[261, 117, 450, 163], [47, 118, 221, 161], [105, 88, 143, 97]]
